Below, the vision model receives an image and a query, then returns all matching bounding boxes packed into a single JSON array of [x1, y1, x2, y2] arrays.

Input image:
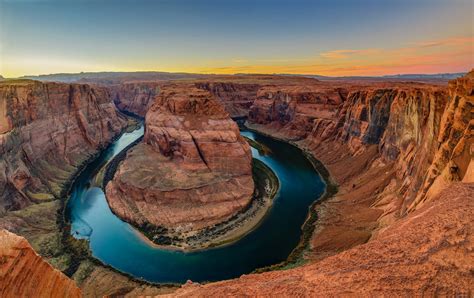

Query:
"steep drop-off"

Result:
[[0, 80, 129, 288], [195, 81, 260, 117], [0, 80, 127, 214], [168, 73, 473, 295], [0, 229, 82, 297], [248, 75, 472, 223], [106, 84, 254, 238]]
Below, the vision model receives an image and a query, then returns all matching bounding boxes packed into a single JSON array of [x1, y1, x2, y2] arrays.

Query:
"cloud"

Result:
[[320, 49, 380, 59], [415, 36, 474, 48], [200, 35, 473, 76]]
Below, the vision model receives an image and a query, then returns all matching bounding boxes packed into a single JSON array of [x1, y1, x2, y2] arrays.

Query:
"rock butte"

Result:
[[0, 71, 472, 296], [106, 84, 254, 234]]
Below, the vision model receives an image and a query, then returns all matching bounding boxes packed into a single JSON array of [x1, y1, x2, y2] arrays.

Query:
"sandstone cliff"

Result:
[[111, 81, 163, 117], [106, 84, 254, 234], [247, 74, 473, 223], [0, 229, 81, 297], [195, 81, 260, 117], [0, 80, 127, 214], [0, 80, 129, 292]]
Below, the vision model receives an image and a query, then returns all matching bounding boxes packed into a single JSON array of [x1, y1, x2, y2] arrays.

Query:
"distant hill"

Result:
[[19, 71, 468, 85], [276, 72, 467, 83], [20, 71, 214, 84]]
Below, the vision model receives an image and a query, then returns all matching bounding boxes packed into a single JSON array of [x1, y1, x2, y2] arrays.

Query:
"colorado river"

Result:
[[66, 125, 325, 283]]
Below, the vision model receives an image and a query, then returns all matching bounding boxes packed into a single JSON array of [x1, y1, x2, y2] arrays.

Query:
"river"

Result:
[[66, 125, 325, 283]]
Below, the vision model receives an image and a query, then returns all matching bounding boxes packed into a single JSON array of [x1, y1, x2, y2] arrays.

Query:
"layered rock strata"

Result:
[[106, 84, 254, 234], [111, 81, 163, 117], [0, 80, 127, 214], [195, 82, 260, 117], [0, 80, 131, 295], [0, 229, 82, 297], [247, 73, 473, 221]]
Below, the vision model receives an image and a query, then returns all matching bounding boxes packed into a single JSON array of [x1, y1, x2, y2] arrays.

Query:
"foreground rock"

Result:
[[106, 84, 254, 238], [168, 183, 474, 296], [0, 229, 81, 297]]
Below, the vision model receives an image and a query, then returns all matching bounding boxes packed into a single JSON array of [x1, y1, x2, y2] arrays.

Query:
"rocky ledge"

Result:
[[0, 229, 81, 297], [105, 84, 256, 248]]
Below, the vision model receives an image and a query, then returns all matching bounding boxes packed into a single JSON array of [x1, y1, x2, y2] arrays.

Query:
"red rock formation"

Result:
[[195, 82, 260, 117], [0, 80, 127, 213], [106, 84, 254, 232], [0, 229, 81, 297], [111, 81, 163, 117], [247, 74, 472, 220], [167, 183, 474, 297]]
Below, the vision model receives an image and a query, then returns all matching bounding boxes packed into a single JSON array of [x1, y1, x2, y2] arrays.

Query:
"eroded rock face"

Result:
[[0, 80, 127, 214], [106, 84, 254, 232], [249, 84, 347, 140], [195, 82, 260, 117], [111, 81, 162, 117], [0, 229, 81, 297], [247, 74, 473, 218]]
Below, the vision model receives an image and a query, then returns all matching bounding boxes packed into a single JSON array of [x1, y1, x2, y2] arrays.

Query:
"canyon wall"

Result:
[[195, 82, 260, 117], [247, 74, 473, 221], [0, 80, 127, 214], [106, 84, 254, 234], [0, 229, 82, 297], [0, 80, 131, 294], [111, 81, 163, 117]]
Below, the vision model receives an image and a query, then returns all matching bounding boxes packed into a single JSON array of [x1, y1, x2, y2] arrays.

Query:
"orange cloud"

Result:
[[200, 35, 474, 76], [320, 49, 380, 59], [413, 36, 474, 48]]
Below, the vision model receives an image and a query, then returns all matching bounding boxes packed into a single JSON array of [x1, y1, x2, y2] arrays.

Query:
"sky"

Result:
[[0, 0, 473, 77]]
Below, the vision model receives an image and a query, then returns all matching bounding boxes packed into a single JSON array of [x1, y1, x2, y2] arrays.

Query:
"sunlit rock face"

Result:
[[246, 73, 473, 218], [0, 229, 82, 297], [0, 80, 127, 213], [106, 84, 254, 232]]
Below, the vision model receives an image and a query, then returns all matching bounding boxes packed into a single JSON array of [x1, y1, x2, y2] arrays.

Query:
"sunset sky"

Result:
[[0, 0, 473, 78]]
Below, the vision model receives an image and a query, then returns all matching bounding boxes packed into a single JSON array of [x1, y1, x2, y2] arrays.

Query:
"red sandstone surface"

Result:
[[111, 81, 163, 117], [0, 80, 127, 213], [167, 183, 474, 297], [0, 229, 81, 297]]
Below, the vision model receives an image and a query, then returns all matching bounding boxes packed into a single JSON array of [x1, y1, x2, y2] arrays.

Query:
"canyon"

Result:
[[0, 71, 472, 296]]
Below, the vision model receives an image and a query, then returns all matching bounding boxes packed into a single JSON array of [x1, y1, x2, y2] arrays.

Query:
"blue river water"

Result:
[[66, 126, 325, 283]]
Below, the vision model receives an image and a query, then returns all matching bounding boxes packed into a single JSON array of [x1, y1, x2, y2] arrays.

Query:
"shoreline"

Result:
[[111, 157, 280, 253]]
